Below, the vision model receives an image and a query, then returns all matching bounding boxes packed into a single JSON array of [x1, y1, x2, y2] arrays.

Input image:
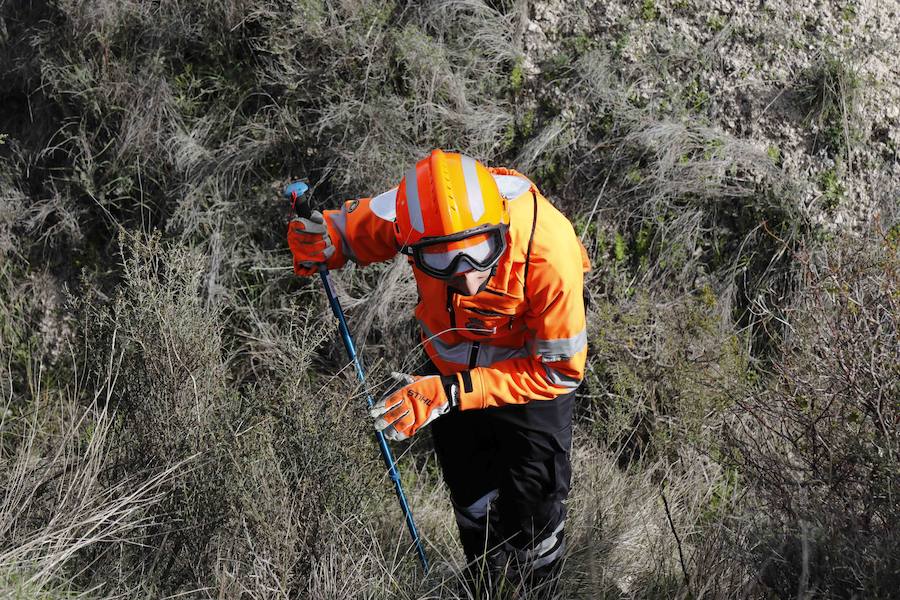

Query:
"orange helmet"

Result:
[[395, 150, 510, 279]]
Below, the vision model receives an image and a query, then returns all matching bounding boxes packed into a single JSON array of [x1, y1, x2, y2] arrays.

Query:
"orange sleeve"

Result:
[[322, 195, 399, 268], [457, 216, 589, 410]]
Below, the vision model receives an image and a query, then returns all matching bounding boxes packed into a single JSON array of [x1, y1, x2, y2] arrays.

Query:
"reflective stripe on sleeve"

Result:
[[531, 329, 588, 362], [329, 207, 357, 262], [542, 364, 581, 389], [479, 344, 529, 366]]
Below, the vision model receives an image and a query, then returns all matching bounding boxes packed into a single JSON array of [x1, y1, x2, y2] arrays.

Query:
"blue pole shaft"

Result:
[[317, 268, 430, 574]]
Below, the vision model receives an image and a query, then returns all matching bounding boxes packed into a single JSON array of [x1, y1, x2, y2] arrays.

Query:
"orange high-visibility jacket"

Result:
[[322, 167, 590, 411]]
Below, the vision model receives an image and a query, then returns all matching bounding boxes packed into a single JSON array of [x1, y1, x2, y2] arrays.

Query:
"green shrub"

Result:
[[819, 166, 845, 212], [641, 0, 659, 21], [584, 289, 751, 463]]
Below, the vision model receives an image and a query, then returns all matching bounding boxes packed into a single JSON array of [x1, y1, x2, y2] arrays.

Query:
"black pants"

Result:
[[431, 388, 575, 589]]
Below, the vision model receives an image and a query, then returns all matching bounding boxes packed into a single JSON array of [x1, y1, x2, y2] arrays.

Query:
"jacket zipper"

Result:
[[446, 287, 456, 329]]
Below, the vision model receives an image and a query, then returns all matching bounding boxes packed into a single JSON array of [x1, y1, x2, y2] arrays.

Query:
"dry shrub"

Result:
[[271, 0, 518, 193], [331, 258, 421, 374], [2, 0, 525, 383], [797, 53, 863, 161], [0, 159, 28, 259], [57, 232, 387, 596], [515, 48, 811, 360], [2, 1, 896, 598], [724, 225, 899, 598], [0, 184, 75, 435]]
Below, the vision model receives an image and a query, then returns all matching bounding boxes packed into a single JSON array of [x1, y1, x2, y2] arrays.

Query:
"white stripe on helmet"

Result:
[[405, 166, 424, 233], [460, 155, 484, 221]]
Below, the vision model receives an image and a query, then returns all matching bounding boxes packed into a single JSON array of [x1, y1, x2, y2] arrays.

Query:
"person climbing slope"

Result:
[[288, 149, 590, 593]]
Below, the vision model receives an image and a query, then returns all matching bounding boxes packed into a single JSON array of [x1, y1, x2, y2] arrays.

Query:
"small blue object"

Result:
[[283, 181, 309, 199]]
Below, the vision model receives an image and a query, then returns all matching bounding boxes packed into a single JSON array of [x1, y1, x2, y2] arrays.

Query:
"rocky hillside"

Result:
[[521, 0, 899, 227]]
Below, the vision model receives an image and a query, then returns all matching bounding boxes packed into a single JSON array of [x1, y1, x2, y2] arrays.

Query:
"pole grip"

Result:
[[283, 181, 312, 219]]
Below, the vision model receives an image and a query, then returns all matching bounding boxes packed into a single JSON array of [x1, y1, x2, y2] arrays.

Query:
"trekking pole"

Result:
[[285, 181, 429, 574]]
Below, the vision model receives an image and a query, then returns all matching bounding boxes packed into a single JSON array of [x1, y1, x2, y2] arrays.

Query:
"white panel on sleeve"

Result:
[[370, 188, 397, 221], [491, 174, 531, 201]]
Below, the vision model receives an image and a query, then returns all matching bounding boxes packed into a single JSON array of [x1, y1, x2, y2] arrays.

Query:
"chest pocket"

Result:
[[458, 306, 516, 338], [457, 261, 528, 339], [457, 287, 529, 340]]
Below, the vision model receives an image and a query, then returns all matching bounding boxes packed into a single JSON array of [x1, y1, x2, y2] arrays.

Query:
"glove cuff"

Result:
[[322, 210, 349, 270], [440, 374, 460, 409]]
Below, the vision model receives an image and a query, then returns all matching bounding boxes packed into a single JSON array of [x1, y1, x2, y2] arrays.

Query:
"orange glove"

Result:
[[287, 210, 335, 276], [370, 372, 458, 441]]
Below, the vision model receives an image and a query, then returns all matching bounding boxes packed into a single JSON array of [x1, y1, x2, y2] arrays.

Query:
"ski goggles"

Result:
[[401, 224, 509, 280]]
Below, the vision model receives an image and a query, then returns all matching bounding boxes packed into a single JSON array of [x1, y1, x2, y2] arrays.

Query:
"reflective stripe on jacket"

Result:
[[322, 167, 590, 410]]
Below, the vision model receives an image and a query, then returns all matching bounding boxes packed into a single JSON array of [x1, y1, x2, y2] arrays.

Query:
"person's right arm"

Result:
[[322, 194, 399, 268], [288, 191, 399, 275]]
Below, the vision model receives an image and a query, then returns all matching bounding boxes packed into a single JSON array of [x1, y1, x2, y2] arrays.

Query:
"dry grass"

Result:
[[0, 352, 183, 598]]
